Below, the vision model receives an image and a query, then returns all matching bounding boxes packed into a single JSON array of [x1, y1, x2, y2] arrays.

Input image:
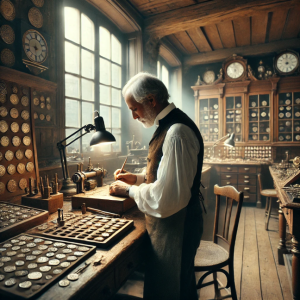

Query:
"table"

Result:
[[269, 166, 300, 300]]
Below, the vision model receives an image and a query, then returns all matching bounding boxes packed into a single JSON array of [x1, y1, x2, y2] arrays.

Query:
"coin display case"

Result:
[[0, 79, 39, 201], [0, 202, 48, 242], [198, 97, 220, 142], [248, 94, 270, 142], [225, 96, 243, 142], [277, 92, 300, 142], [0, 233, 95, 299], [27, 214, 134, 248]]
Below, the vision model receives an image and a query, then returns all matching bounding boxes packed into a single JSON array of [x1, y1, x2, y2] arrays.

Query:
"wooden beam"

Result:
[[184, 38, 300, 66], [187, 27, 212, 52], [144, 0, 300, 37], [233, 18, 251, 47], [252, 11, 269, 45], [203, 25, 223, 50], [217, 21, 236, 49], [268, 8, 289, 41]]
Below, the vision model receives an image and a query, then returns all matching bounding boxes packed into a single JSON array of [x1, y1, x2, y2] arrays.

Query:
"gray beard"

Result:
[[137, 102, 157, 128]]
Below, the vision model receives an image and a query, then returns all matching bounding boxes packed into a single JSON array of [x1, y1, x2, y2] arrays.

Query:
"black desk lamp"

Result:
[[57, 111, 116, 198], [212, 133, 235, 158]]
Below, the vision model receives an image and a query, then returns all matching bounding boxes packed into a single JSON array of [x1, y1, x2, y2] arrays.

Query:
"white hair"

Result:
[[122, 72, 170, 104]]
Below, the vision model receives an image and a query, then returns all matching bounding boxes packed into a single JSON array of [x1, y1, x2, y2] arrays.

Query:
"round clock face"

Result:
[[22, 30, 48, 63], [276, 52, 298, 74], [226, 62, 244, 79], [203, 71, 215, 84]]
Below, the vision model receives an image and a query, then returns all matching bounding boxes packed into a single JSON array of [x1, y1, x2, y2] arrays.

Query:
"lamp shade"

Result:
[[90, 111, 116, 146], [224, 133, 235, 147]]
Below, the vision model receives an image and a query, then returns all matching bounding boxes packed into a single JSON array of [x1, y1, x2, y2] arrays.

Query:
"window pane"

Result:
[[112, 88, 121, 107], [65, 99, 79, 127], [112, 133, 121, 152], [65, 42, 79, 74], [162, 65, 169, 89], [112, 107, 121, 128], [82, 102, 94, 126], [64, 7, 79, 44], [100, 58, 111, 85], [111, 34, 121, 64], [65, 74, 80, 98], [82, 79, 94, 101], [99, 27, 110, 59], [81, 49, 94, 79], [100, 85, 110, 105], [81, 14, 94, 51], [100, 105, 111, 127], [112, 64, 121, 88], [65, 128, 80, 153], [157, 61, 160, 78], [82, 133, 92, 152]]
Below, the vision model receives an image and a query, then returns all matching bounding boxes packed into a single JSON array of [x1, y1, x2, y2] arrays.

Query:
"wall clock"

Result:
[[203, 70, 215, 84], [222, 54, 247, 82], [274, 50, 299, 75]]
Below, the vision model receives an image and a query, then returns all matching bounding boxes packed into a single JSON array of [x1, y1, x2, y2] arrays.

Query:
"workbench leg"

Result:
[[292, 237, 300, 300], [278, 205, 287, 265]]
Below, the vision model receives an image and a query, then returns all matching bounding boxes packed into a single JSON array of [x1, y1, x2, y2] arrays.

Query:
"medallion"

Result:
[[40, 95, 45, 102], [46, 96, 50, 103], [7, 179, 17, 192], [21, 110, 30, 120], [33, 97, 39, 105], [12, 85, 18, 93], [40, 113, 45, 120], [47, 104, 51, 110], [1, 136, 9, 146], [19, 281, 32, 289], [19, 178, 27, 189], [0, 182, 5, 194], [0, 94, 6, 103], [23, 136, 31, 146], [0, 106, 8, 117], [25, 149, 33, 159], [28, 7, 43, 28], [34, 112, 38, 119], [21, 95, 29, 106], [12, 136, 21, 146], [21, 122, 30, 133], [28, 272, 42, 280], [10, 107, 18, 118], [0, 24, 14, 44], [32, 0, 44, 7], [26, 162, 34, 172], [5, 150, 13, 161], [1, 48, 15, 67], [0, 0, 15, 21], [40, 102, 45, 109], [15, 149, 24, 160], [0, 120, 8, 132], [7, 164, 16, 175], [10, 121, 19, 132], [46, 114, 51, 121], [262, 100, 267, 106]]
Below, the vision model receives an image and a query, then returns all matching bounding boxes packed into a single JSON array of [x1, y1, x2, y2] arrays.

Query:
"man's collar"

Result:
[[154, 103, 176, 126]]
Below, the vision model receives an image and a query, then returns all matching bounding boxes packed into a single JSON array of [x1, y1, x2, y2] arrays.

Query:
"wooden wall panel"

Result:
[[174, 31, 199, 54], [187, 27, 212, 52], [203, 25, 223, 50], [268, 9, 289, 42], [233, 18, 251, 47], [167, 35, 190, 55], [217, 21, 236, 49], [282, 6, 300, 39], [251, 12, 268, 45]]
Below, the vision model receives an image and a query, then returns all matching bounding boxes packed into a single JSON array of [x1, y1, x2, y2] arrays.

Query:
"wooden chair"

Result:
[[257, 173, 277, 230], [194, 185, 243, 300]]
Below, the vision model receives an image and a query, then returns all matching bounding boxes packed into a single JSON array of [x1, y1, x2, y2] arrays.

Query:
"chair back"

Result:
[[213, 185, 244, 259], [257, 173, 263, 193]]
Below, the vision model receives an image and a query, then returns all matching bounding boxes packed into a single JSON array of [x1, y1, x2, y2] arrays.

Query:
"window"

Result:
[[64, 6, 122, 154], [157, 60, 169, 89]]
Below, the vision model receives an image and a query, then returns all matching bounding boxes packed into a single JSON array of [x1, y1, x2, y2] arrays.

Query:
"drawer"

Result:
[[221, 179, 237, 187], [221, 174, 238, 184], [238, 174, 256, 185], [238, 166, 256, 174], [243, 194, 256, 203], [221, 166, 238, 173], [89, 271, 116, 300], [238, 185, 257, 194]]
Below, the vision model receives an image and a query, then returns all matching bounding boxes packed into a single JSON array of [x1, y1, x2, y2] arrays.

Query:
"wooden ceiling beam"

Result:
[[144, 0, 300, 37], [184, 38, 300, 66]]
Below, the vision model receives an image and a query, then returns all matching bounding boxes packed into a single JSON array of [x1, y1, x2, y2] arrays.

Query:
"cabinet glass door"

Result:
[[225, 96, 242, 142]]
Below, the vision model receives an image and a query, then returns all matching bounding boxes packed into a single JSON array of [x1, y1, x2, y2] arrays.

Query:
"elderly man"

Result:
[[109, 72, 204, 300]]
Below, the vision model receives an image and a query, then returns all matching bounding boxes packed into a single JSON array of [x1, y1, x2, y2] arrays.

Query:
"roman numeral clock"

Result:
[[274, 50, 299, 76]]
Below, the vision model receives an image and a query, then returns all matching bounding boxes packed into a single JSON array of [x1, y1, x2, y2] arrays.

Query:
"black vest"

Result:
[[146, 108, 204, 201]]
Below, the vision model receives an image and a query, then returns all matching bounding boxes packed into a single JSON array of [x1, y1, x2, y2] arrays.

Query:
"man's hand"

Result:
[[109, 181, 131, 197], [114, 169, 137, 185]]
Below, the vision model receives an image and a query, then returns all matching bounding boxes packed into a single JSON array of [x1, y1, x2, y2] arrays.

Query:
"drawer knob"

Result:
[[226, 175, 231, 178], [244, 176, 249, 179], [227, 167, 231, 170], [226, 182, 231, 185], [244, 196, 250, 199], [244, 187, 250, 191], [244, 180, 249, 183], [244, 168, 250, 171]]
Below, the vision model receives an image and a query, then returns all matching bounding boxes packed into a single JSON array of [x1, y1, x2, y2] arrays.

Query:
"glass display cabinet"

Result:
[[225, 96, 242, 142]]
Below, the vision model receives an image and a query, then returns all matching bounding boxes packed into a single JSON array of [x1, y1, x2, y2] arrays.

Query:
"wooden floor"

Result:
[[114, 205, 293, 300]]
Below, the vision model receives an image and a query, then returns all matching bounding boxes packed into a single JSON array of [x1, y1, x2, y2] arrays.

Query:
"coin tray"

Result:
[[0, 202, 48, 242], [28, 214, 134, 247], [0, 233, 95, 299]]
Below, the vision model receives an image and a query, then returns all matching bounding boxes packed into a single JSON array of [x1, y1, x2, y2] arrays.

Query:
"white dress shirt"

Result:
[[129, 103, 200, 218]]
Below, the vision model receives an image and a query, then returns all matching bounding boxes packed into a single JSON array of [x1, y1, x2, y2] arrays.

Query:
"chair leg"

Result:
[[265, 197, 272, 231], [213, 272, 221, 299], [265, 196, 269, 215], [228, 263, 238, 300]]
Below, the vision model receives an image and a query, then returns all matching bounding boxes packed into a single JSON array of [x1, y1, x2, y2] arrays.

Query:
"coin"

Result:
[[62, 249, 72, 254], [21, 110, 30, 120], [10, 122, 19, 133], [40, 102, 45, 109], [48, 247, 58, 252], [17, 253, 25, 258], [1, 257, 11, 262], [4, 265, 16, 272], [45, 275, 52, 280], [7, 179, 17, 192], [54, 242, 66, 248], [17, 164, 26, 176], [0, 120, 8, 132], [46, 114, 51, 121], [0, 275, 4, 281], [59, 279, 70, 287], [21, 122, 30, 133], [53, 268, 62, 274], [44, 241, 53, 245], [77, 246, 89, 252], [60, 261, 70, 268], [67, 273, 79, 281], [33, 97, 39, 105], [14, 149, 23, 160], [1, 136, 9, 146], [102, 233, 110, 237], [0, 165, 5, 177], [28, 263, 38, 269], [67, 256, 77, 261], [56, 254, 66, 259], [21, 95, 29, 106], [46, 96, 50, 103], [40, 114, 45, 120], [10, 107, 18, 118], [38, 245, 48, 250], [0, 106, 8, 117], [10, 93, 19, 105], [26, 255, 36, 261], [49, 259, 60, 266], [19, 281, 32, 289], [28, 272, 42, 280], [23, 136, 31, 146], [5, 150, 13, 161], [5, 278, 16, 287], [37, 257, 49, 263], [12, 85, 18, 93], [46, 252, 55, 257], [0, 247, 6, 252], [32, 250, 42, 255], [25, 149, 33, 159], [67, 244, 77, 249], [6, 251, 17, 256], [74, 251, 84, 257], [26, 162, 34, 172], [12, 246, 20, 251], [94, 237, 104, 241], [0, 94, 6, 103], [40, 266, 51, 272], [21, 248, 30, 253], [27, 242, 36, 248], [15, 270, 29, 278], [47, 103, 51, 110]]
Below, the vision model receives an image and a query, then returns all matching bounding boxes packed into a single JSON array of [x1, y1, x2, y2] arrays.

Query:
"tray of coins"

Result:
[[27, 214, 134, 247], [0, 233, 96, 299], [0, 202, 48, 242]]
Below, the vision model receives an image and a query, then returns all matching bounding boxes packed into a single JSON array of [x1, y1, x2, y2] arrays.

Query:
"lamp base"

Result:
[[59, 178, 77, 201]]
